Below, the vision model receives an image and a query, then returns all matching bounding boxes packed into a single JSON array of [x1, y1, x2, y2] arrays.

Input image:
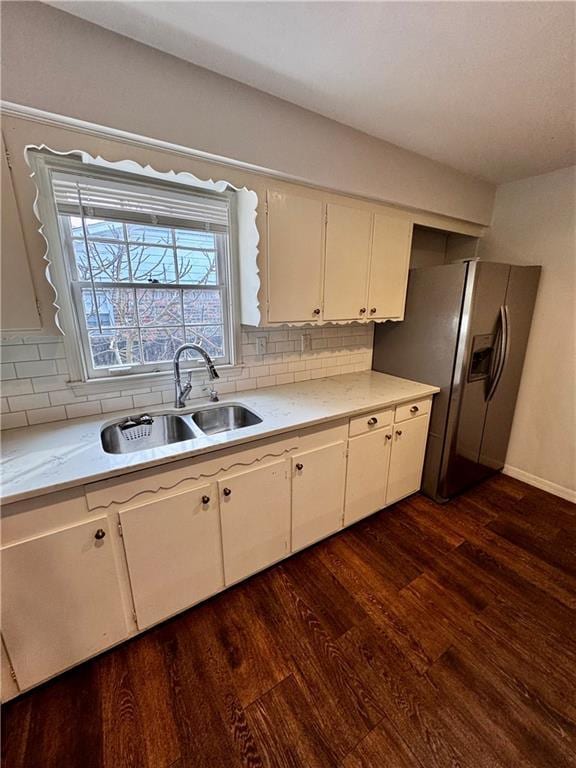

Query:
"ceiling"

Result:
[[46, 1, 576, 184]]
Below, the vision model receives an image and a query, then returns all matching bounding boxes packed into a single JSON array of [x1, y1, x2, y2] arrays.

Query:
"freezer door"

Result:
[[479, 265, 541, 470], [441, 261, 510, 498]]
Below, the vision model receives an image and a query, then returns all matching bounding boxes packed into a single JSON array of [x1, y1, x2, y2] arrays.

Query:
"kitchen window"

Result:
[[30, 154, 239, 383]]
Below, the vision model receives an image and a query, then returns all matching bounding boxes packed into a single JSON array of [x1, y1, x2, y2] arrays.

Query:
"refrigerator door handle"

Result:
[[487, 305, 510, 401]]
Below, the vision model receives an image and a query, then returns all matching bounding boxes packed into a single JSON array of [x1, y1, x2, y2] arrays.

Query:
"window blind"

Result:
[[51, 171, 230, 233]]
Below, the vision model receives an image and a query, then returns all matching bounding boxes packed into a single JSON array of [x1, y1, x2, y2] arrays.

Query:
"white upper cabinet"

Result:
[[323, 203, 372, 321], [368, 213, 413, 320], [266, 190, 324, 323]]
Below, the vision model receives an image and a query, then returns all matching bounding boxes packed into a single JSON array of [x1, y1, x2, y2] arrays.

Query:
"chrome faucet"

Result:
[[173, 343, 220, 408]]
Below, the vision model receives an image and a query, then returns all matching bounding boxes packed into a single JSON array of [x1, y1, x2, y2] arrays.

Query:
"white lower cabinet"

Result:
[[1, 397, 434, 698], [345, 429, 392, 525], [291, 441, 347, 551], [118, 483, 224, 630], [386, 415, 429, 504], [219, 459, 291, 584], [1, 518, 128, 690]]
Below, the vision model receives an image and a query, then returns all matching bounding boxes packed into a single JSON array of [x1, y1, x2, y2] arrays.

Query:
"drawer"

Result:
[[395, 398, 431, 424], [349, 408, 393, 437]]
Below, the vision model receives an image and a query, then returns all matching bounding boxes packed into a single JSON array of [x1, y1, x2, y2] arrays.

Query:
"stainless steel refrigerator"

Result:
[[373, 260, 541, 502]]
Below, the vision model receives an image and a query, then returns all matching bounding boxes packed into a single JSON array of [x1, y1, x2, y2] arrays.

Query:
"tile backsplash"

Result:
[[0, 325, 374, 430]]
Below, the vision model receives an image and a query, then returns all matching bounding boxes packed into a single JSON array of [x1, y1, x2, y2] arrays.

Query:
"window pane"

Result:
[[136, 288, 183, 326], [183, 289, 223, 325], [72, 240, 130, 282], [141, 327, 184, 363], [126, 223, 172, 245], [177, 249, 218, 285], [175, 229, 215, 249], [71, 217, 124, 240], [88, 329, 142, 368], [82, 288, 136, 328], [129, 244, 177, 283], [185, 325, 224, 358]]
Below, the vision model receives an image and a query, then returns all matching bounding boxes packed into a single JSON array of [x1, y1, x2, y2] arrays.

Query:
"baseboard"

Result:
[[503, 465, 576, 503]]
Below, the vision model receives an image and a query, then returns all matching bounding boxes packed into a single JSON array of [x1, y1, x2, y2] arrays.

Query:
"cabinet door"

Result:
[[1, 134, 41, 331], [368, 214, 413, 319], [219, 460, 290, 584], [292, 441, 346, 551], [345, 430, 392, 526], [267, 190, 324, 323], [324, 204, 372, 321], [1, 518, 128, 690], [119, 484, 223, 629], [386, 415, 429, 504]]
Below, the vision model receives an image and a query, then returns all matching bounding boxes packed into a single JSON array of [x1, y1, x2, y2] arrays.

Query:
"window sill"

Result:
[[68, 363, 245, 397]]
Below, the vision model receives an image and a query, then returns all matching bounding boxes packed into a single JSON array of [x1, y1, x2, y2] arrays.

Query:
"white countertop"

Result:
[[0, 371, 439, 505]]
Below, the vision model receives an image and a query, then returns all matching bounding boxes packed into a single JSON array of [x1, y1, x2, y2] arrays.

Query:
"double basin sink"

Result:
[[101, 404, 262, 454]]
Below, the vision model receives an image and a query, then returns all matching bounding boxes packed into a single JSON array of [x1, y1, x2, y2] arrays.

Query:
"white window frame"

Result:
[[28, 150, 243, 389]]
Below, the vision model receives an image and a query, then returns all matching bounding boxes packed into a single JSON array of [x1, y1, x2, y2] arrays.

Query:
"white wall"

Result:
[[0, 1, 494, 225], [479, 166, 576, 500]]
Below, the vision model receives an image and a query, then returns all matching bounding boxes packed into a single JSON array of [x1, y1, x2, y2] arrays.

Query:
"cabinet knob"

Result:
[[410, 405, 419, 413], [313, 308, 321, 315], [367, 417, 378, 426], [223, 487, 232, 497], [396, 430, 403, 436], [370, 307, 377, 314], [201, 495, 210, 504], [296, 462, 304, 471], [385, 433, 392, 440], [94, 528, 106, 540], [359, 307, 367, 314]]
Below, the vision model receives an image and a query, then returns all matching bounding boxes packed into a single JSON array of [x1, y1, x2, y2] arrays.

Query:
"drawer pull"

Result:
[[313, 308, 321, 315], [396, 430, 403, 436], [223, 487, 232, 497], [410, 405, 419, 414], [367, 417, 378, 426], [385, 433, 392, 440], [359, 307, 367, 314], [94, 528, 106, 540], [201, 495, 210, 504], [296, 462, 304, 471], [370, 307, 377, 314]]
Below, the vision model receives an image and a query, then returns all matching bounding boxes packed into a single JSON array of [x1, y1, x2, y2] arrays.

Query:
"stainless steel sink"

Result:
[[101, 413, 195, 454], [191, 404, 262, 436]]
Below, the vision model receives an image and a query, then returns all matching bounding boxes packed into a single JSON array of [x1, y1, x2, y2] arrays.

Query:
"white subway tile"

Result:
[[15, 360, 58, 378], [268, 363, 288, 375], [1, 345, 40, 363], [101, 396, 134, 413], [32, 375, 71, 393], [1, 379, 33, 397], [49, 390, 87, 406], [250, 365, 269, 378], [56, 359, 69, 374], [8, 393, 51, 411], [66, 402, 102, 419], [257, 375, 277, 388], [132, 391, 163, 408], [0, 397, 9, 412], [22, 335, 62, 344], [1, 363, 17, 380], [294, 370, 311, 382], [27, 406, 67, 425], [276, 372, 295, 385], [39, 343, 66, 360], [237, 377, 256, 391], [0, 411, 28, 429]]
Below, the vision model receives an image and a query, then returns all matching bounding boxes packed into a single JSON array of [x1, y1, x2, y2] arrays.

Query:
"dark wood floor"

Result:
[[3, 475, 576, 768]]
